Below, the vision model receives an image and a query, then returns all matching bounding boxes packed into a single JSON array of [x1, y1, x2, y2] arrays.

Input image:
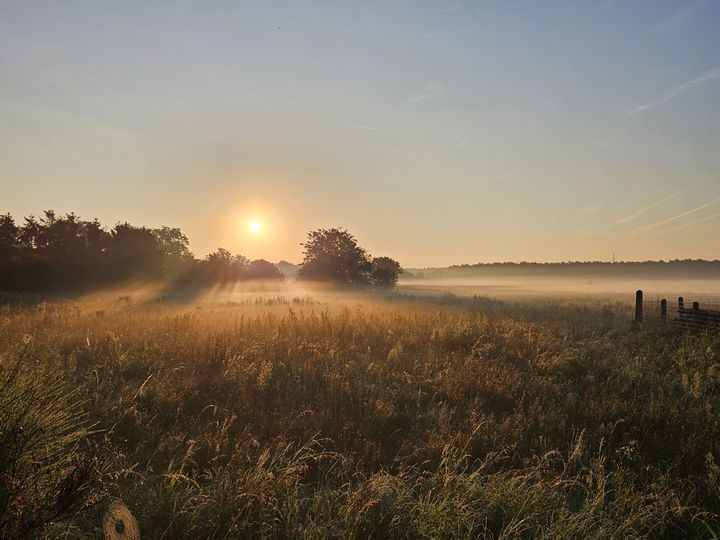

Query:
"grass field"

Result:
[[2, 287, 720, 538]]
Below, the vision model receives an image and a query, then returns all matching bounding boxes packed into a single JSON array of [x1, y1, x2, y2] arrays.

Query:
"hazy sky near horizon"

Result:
[[2, 1, 719, 267]]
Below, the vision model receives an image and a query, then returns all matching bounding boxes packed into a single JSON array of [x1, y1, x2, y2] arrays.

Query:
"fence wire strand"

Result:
[[644, 294, 720, 333]]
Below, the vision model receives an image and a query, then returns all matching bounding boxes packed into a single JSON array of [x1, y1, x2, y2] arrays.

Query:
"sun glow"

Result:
[[249, 221, 262, 233]]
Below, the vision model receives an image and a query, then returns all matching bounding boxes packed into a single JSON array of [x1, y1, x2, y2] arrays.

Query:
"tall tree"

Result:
[[38, 212, 85, 263], [202, 248, 248, 282], [152, 226, 194, 278], [80, 219, 109, 263], [371, 256, 402, 288], [0, 214, 20, 262], [19, 215, 40, 252], [106, 223, 164, 281], [297, 228, 372, 285], [246, 259, 284, 280]]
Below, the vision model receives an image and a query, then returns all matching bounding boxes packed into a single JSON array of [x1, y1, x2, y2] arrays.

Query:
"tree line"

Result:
[[0, 211, 401, 292], [410, 259, 720, 280]]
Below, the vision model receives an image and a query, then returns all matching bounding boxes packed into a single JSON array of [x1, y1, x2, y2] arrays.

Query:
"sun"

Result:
[[249, 221, 262, 233]]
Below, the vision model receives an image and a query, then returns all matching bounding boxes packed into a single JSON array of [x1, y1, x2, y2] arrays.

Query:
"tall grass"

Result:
[[0, 293, 719, 537], [0, 350, 100, 538]]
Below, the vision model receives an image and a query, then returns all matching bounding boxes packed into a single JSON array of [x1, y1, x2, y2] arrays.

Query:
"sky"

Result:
[[1, 0, 720, 267]]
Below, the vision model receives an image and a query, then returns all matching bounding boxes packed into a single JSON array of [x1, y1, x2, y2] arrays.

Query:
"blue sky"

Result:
[[1, 1, 719, 266]]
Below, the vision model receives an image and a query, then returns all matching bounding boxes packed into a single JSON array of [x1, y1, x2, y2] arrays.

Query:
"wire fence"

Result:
[[640, 291, 720, 332]]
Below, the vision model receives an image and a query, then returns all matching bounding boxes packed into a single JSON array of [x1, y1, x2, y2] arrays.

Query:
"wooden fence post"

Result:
[[661, 299, 667, 323], [635, 290, 643, 323], [679, 297, 684, 310]]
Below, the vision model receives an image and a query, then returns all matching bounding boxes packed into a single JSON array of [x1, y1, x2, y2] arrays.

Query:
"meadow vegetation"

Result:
[[1, 289, 720, 538]]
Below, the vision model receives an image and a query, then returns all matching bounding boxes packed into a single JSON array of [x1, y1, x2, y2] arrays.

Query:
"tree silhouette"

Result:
[[297, 228, 372, 285], [0, 214, 20, 263], [371, 256, 402, 287], [0, 210, 338, 292], [19, 215, 41, 251], [81, 219, 109, 264], [106, 223, 164, 281], [152, 226, 194, 279], [1, 211, 115, 290], [201, 248, 249, 282], [247, 259, 284, 280]]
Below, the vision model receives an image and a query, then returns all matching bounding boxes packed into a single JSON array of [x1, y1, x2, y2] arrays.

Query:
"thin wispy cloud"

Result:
[[593, 192, 679, 233], [620, 67, 720, 117], [653, 0, 703, 31], [409, 82, 445, 104], [672, 211, 720, 231], [344, 123, 397, 135], [454, 140, 468, 149], [623, 199, 720, 238]]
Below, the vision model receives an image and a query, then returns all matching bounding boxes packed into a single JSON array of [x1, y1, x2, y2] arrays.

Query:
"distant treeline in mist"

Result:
[[406, 260, 720, 280], [0, 211, 283, 292]]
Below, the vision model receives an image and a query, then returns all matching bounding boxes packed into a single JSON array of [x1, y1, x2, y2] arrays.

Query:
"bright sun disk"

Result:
[[249, 221, 262, 233]]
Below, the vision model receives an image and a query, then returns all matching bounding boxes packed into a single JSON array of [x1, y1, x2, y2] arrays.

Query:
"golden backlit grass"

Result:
[[1, 291, 720, 538]]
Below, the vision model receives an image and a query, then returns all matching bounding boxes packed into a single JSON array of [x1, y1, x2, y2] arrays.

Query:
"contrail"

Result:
[[409, 82, 444, 104], [624, 199, 720, 238], [345, 124, 397, 134], [672, 211, 720, 231], [620, 66, 720, 117], [653, 0, 703, 31], [594, 192, 679, 233]]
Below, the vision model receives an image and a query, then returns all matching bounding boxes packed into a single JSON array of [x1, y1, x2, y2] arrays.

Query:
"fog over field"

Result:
[[401, 261, 720, 303], [400, 277, 720, 300]]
